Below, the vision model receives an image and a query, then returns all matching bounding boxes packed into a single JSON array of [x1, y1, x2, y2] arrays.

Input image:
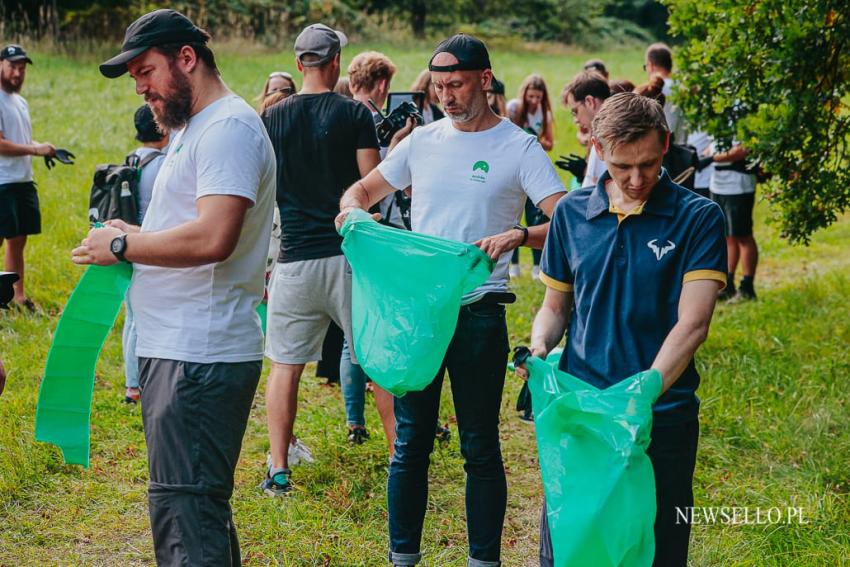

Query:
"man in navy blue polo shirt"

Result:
[[523, 92, 727, 567]]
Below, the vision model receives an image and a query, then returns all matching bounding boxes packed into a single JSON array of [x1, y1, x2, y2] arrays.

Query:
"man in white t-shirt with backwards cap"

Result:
[[72, 9, 275, 565], [336, 33, 566, 567]]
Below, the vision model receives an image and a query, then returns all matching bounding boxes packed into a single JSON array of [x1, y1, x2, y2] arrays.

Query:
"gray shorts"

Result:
[[264, 254, 354, 365]]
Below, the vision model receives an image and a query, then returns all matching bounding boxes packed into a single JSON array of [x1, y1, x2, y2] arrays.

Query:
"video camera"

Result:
[[372, 100, 424, 147]]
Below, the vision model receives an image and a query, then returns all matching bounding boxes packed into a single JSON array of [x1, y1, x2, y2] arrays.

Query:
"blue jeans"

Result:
[[340, 339, 366, 427], [122, 300, 139, 389], [387, 302, 509, 566]]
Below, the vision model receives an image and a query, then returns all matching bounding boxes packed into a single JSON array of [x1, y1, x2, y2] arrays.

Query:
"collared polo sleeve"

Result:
[[539, 200, 574, 292], [682, 202, 727, 288]]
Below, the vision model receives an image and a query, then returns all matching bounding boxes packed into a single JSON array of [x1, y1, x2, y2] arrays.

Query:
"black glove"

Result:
[[54, 148, 75, 165], [697, 155, 714, 171], [44, 148, 75, 170], [555, 154, 587, 180]]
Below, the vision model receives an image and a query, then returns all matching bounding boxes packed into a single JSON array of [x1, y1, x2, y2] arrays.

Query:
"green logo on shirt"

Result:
[[471, 160, 489, 183]]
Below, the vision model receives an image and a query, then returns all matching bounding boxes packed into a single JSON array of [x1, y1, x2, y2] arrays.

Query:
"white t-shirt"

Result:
[[130, 94, 276, 364], [377, 117, 565, 302], [710, 141, 755, 196], [710, 168, 755, 195], [0, 90, 33, 184], [507, 98, 546, 137], [582, 145, 607, 188], [131, 146, 167, 224], [687, 130, 715, 189], [661, 78, 687, 144]]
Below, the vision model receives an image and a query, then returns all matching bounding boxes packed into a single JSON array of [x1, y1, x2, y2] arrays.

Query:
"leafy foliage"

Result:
[[2, 0, 666, 46], [665, 0, 850, 244]]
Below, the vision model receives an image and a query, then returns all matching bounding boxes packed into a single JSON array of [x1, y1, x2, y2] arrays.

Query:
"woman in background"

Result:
[[410, 70, 444, 124], [256, 71, 297, 112]]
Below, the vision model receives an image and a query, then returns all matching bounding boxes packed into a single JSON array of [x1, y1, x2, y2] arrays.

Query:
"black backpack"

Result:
[[663, 144, 699, 190], [88, 151, 161, 225]]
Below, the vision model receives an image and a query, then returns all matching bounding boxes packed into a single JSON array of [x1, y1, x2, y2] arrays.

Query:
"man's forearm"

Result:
[[651, 320, 710, 393], [530, 300, 572, 354], [0, 139, 35, 157], [525, 221, 550, 250], [339, 181, 373, 211], [124, 219, 241, 268]]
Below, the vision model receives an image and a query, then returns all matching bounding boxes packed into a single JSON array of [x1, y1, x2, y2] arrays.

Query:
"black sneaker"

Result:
[[259, 468, 292, 497], [718, 285, 737, 301], [729, 286, 757, 303], [348, 426, 370, 445], [518, 409, 534, 424]]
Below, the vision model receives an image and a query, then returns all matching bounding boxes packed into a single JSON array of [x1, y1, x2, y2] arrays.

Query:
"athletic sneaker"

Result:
[[348, 426, 370, 445], [729, 287, 757, 303], [260, 467, 292, 497], [288, 438, 315, 466], [123, 387, 140, 404], [509, 264, 521, 278], [518, 409, 534, 424]]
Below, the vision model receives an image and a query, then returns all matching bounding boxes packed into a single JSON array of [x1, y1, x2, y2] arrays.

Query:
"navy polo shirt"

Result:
[[540, 169, 727, 425]]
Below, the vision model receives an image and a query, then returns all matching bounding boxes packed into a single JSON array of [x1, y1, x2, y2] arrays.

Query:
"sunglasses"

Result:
[[266, 87, 293, 97]]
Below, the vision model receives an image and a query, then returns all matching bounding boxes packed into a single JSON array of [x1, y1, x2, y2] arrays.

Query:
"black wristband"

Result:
[[513, 224, 529, 246]]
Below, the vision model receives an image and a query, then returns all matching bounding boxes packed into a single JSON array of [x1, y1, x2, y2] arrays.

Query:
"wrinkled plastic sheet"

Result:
[[35, 263, 132, 467], [340, 209, 493, 396], [525, 352, 662, 567]]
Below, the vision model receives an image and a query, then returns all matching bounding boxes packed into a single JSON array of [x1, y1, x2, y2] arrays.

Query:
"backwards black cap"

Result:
[[100, 9, 208, 78], [428, 34, 491, 72]]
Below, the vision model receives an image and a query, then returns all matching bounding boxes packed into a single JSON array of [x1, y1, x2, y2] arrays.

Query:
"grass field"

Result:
[[1, 41, 849, 566]]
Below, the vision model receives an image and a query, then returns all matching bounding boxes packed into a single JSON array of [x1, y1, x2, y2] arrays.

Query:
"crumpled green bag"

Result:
[[35, 263, 133, 467], [340, 209, 493, 396], [520, 350, 662, 567]]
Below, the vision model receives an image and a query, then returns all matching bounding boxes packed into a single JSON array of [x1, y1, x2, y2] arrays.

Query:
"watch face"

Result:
[[111, 237, 123, 254]]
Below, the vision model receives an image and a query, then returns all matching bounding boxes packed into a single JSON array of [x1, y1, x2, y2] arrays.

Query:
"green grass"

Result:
[[1, 43, 849, 566]]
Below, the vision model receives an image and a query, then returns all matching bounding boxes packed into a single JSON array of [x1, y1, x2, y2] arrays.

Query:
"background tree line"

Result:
[[0, 0, 669, 46]]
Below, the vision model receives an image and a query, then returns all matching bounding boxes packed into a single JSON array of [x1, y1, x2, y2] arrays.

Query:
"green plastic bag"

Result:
[[35, 263, 132, 467], [520, 350, 662, 567], [340, 209, 493, 396]]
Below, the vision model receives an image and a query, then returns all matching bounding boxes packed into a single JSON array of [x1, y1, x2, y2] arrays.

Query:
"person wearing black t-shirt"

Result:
[[260, 24, 381, 496]]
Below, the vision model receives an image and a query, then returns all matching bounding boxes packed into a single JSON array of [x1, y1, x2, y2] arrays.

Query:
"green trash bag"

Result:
[[340, 209, 493, 396], [515, 348, 662, 567], [35, 263, 133, 467]]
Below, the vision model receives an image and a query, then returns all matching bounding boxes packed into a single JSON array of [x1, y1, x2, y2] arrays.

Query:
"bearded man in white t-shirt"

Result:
[[72, 10, 275, 566], [336, 33, 566, 567]]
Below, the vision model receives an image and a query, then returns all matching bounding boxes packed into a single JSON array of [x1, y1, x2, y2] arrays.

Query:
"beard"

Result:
[[446, 95, 486, 124], [146, 65, 193, 131], [0, 74, 21, 93]]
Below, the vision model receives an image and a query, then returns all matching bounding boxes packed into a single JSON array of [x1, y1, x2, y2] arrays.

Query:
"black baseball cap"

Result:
[[1, 45, 33, 64], [428, 34, 491, 72], [100, 9, 208, 78]]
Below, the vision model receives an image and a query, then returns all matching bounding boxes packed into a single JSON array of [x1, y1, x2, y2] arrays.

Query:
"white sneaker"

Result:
[[532, 266, 541, 280], [509, 264, 521, 278], [288, 438, 315, 466], [266, 437, 315, 469]]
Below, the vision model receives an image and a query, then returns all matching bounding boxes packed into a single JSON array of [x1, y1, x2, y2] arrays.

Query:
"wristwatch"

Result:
[[512, 224, 529, 246], [110, 233, 129, 263]]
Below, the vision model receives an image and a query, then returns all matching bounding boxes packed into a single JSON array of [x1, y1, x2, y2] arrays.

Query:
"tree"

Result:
[[665, 0, 850, 244]]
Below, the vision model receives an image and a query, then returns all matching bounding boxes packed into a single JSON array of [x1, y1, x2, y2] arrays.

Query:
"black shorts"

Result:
[[711, 192, 754, 237], [0, 181, 41, 238]]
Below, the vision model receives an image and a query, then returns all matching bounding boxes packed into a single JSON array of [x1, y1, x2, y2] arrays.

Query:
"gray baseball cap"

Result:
[[294, 24, 347, 67]]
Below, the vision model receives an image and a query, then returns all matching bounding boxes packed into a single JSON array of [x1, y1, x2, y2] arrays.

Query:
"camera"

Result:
[[374, 101, 423, 147]]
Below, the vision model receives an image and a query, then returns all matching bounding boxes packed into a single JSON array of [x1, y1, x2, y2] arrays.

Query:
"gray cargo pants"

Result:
[[139, 357, 261, 567]]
